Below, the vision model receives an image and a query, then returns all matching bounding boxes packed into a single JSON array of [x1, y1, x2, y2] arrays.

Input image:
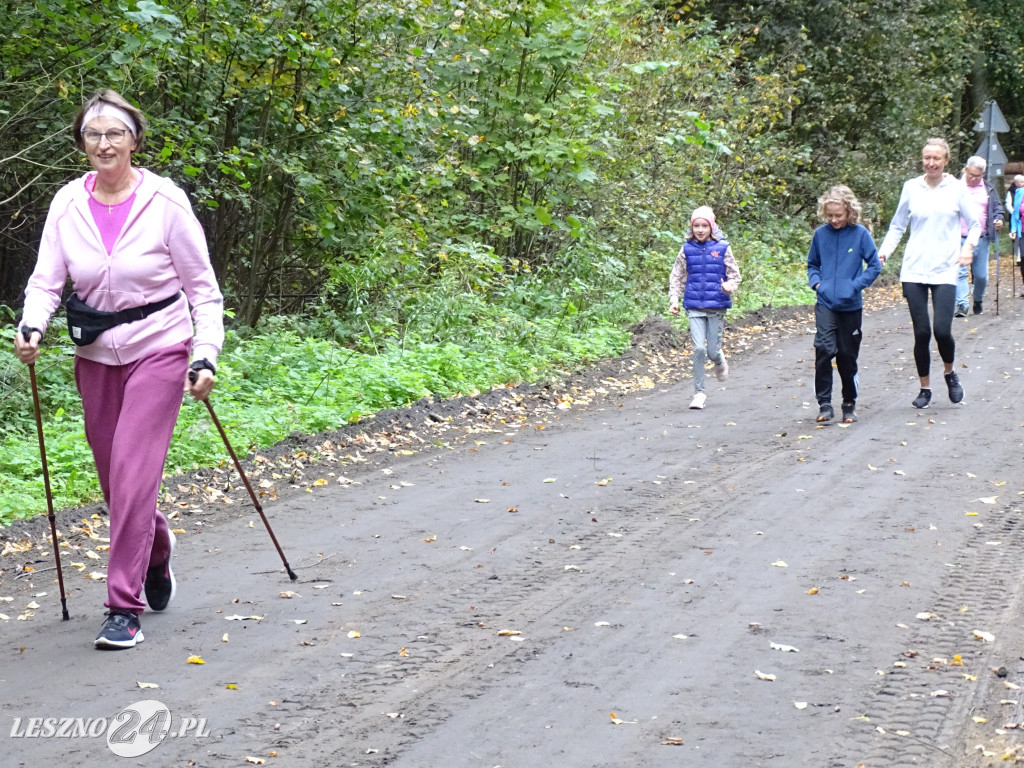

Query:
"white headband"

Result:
[[80, 103, 138, 137]]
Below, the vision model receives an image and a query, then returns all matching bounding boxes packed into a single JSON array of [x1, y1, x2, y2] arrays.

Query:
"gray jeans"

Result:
[[687, 311, 725, 393]]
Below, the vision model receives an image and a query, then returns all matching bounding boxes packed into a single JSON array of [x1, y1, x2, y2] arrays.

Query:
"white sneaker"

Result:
[[689, 392, 707, 410], [715, 357, 729, 382]]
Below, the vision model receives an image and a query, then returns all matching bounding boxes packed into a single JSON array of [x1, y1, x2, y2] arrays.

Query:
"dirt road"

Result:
[[4, 290, 1024, 768]]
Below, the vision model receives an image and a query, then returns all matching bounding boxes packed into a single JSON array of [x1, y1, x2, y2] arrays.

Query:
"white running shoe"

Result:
[[715, 357, 729, 382], [689, 392, 707, 410]]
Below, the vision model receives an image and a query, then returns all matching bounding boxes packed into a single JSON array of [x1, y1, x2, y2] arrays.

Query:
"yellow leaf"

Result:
[[806, 587, 819, 595], [186, 655, 205, 665], [280, 591, 299, 599], [498, 629, 522, 636], [966, 512, 978, 516], [347, 630, 361, 639], [399, 647, 408, 657], [226, 683, 238, 689], [221, 634, 229, 643], [421, 535, 437, 542], [313, 478, 328, 487], [244, 758, 265, 765]]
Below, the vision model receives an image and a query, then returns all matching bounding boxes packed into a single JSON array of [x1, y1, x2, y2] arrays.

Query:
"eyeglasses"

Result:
[[81, 129, 131, 146]]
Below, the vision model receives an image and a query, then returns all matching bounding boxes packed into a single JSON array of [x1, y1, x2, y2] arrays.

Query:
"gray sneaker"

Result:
[[911, 388, 932, 409], [944, 372, 964, 403]]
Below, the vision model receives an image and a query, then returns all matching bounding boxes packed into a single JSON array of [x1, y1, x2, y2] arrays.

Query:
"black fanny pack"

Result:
[[65, 292, 181, 347]]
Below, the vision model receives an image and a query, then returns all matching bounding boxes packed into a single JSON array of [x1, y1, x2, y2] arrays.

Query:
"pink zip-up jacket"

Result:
[[20, 169, 224, 366]]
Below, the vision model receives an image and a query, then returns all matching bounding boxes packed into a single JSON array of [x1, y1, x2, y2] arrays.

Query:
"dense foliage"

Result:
[[0, 1, 1018, 522]]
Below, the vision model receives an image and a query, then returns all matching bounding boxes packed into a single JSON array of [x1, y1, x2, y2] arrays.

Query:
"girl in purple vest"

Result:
[[669, 206, 742, 409]]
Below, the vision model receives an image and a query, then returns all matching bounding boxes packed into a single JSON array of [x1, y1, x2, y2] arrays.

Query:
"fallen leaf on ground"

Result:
[[754, 670, 776, 681], [771, 560, 788, 567], [662, 737, 685, 745], [770, 642, 799, 653], [347, 630, 361, 639], [186, 655, 205, 665], [137, 682, 159, 689], [794, 702, 808, 710], [280, 591, 299, 598], [974, 630, 996, 642]]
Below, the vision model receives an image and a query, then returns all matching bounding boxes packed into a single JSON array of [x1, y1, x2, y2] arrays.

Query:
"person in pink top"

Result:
[[955, 156, 1004, 316], [12, 90, 224, 650]]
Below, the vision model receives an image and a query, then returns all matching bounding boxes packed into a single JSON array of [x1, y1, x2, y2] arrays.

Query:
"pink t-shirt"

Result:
[[960, 180, 988, 237], [87, 175, 141, 255]]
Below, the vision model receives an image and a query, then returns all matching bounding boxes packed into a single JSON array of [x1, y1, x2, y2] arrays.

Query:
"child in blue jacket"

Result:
[[669, 206, 742, 410], [807, 185, 882, 423]]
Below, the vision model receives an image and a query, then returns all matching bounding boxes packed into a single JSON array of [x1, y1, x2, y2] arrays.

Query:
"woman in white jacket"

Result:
[[878, 137, 979, 409]]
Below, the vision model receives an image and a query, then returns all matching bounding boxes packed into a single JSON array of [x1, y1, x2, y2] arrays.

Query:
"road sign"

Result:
[[974, 100, 1010, 133]]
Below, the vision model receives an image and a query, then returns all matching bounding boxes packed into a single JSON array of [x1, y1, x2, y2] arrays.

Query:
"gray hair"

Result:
[[965, 155, 987, 171]]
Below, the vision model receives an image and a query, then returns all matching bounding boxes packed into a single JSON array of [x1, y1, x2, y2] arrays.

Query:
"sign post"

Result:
[[974, 101, 1010, 315]]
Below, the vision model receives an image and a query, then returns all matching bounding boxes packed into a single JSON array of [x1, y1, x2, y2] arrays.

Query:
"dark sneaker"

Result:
[[145, 530, 176, 612], [95, 611, 144, 650], [954, 305, 968, 318], [973, 301, 983, 315], [911, 388, 932, 409], [945, 371, 964, 403], [816, 404, 834, 423], [841, 403, 858, 423]]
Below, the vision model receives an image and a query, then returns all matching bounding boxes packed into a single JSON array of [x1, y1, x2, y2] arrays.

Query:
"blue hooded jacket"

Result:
[[807, 223, 881, 312]]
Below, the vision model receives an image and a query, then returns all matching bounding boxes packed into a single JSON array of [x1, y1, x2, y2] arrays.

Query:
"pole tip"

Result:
[[287, 568, 298, 581], [62, 610, 70, 621]]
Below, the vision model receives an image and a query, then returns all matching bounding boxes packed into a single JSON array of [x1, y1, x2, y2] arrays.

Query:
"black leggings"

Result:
[[902, 282, 955, 377]]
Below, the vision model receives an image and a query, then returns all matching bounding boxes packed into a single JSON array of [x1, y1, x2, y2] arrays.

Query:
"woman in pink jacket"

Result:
[[13, 90, 224, 650]]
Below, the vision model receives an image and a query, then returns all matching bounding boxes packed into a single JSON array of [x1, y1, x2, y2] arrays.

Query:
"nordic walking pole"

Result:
[[189, 371, 298, 580], [21, 327, 70, 620]]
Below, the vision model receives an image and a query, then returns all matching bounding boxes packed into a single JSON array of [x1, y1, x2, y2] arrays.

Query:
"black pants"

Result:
[[813, 305, 862, 405], [902, 282, 955, 378]]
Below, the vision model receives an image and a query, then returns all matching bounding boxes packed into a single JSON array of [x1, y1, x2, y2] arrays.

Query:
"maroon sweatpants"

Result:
[[75, 340, 189, 614]]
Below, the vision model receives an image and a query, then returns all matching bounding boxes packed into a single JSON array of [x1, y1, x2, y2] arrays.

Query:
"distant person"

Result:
[[669, 206, 741, 410], [954, 156, 1003, 316], [13, 90, 224, 650], [807, 185, 881, 424], [878, 137, 980, 409], [1007, 174, 1024, 296]]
